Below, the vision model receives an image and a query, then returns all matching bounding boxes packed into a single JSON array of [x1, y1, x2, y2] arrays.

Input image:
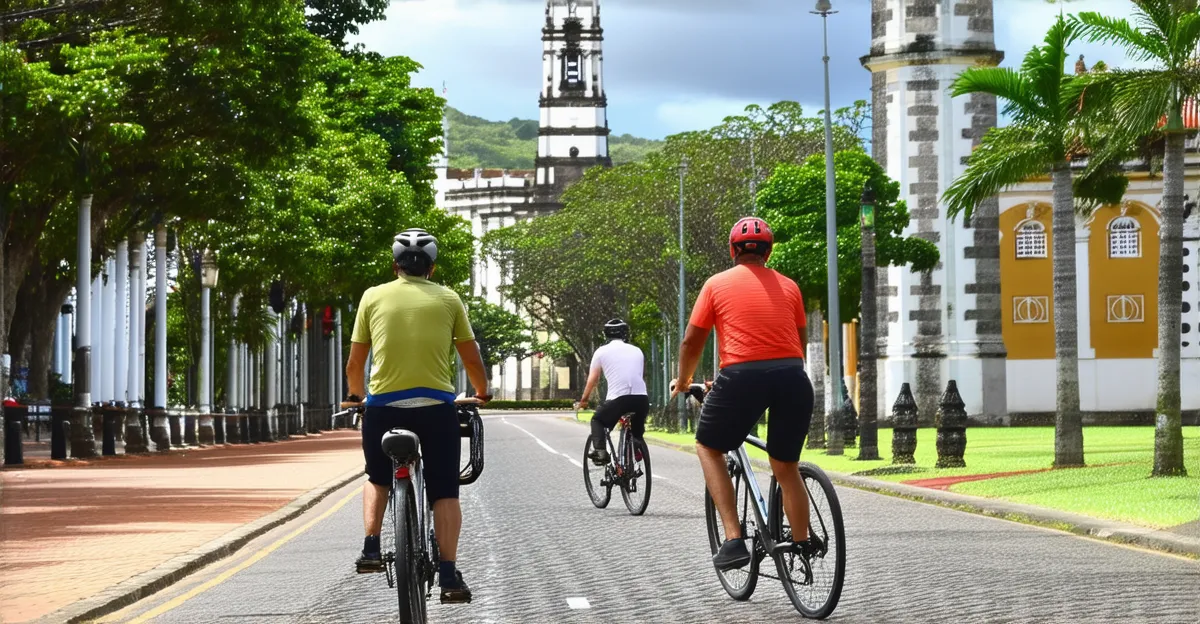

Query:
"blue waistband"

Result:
[[365, 388, 457, 406]]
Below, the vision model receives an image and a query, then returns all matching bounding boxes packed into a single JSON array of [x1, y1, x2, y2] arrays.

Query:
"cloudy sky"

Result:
[[350, 0, 1139, 139]]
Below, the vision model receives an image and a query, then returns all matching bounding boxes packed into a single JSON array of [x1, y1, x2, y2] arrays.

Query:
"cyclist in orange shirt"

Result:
[[672, 216, 817, 571]]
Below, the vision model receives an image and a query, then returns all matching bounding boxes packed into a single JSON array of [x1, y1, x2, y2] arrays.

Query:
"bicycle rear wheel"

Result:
[[767, 462, 846, 619], [583, 437, 612, 508], [703, 457, 760, 601], [392, 478, 428, 624], [620, 433, 652, 516]]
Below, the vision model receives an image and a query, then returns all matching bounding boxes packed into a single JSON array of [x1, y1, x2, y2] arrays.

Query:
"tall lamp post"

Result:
[[677, 156, 688, 431], [858, 187, 880, 460], [197, 249, 218, 445], [812, 0, 845, 455]]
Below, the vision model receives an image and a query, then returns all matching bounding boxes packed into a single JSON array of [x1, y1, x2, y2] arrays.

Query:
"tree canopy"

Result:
[[483, 101, 869, 364], [759, 150, 939, 322]]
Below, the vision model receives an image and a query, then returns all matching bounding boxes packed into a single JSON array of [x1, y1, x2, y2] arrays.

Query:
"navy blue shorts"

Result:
[[362, 403, 460, 502], [695, 361, 813, 462]]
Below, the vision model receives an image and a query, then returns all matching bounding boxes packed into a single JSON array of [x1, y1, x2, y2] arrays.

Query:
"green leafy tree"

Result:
[[759, 150, 939, 323], [305, 0, 390, 48], [1072, 0, 1200, 477], [484, 101, 867, 366], [943, 15, 1127, 468], [466, 297, 532, 369]]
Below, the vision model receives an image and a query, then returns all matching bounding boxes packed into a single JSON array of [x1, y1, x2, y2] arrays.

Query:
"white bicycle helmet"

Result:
[[393, 228, 438, 264]]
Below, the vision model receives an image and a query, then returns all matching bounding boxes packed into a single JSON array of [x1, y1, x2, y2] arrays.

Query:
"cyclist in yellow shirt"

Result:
[[344, 228, 490, 604]]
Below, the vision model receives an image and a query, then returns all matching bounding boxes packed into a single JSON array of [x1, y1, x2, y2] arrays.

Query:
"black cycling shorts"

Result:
[[695, 359, 814, 462], [362, 403, 460, 502], [592, 394, 650, 441]]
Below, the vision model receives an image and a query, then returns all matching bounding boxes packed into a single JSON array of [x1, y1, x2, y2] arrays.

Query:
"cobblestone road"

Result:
[[109, 413, 1200, 623]]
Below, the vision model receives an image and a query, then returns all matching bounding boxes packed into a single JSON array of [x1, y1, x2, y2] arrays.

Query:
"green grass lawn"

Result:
[[570, 411, 1199, 529]]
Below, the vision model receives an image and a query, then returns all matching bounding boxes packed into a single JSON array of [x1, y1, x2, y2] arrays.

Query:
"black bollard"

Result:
[[935, 380, 967, 468], [183, 413, 197, 446], [124, 408, 149, 454], [891, 383, 918, 464], [51, 405, 70, 460], [149, 409, 171, 452], [102, 406, 120, 456], [4, 404, 26, 465], [214, 413, 227, 445]]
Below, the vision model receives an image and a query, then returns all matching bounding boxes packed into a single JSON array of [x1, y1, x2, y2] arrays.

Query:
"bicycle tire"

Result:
[[392, 478, 428, 624], [620, 434, 652, 516], [768, 462, 846, 620], [703, 459, 760, 601], [582, 437, 612, 508]]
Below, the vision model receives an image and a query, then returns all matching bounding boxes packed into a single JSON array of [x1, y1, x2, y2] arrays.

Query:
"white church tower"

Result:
[[861, 1, 1008, 423], [530, 0, 611, 214]]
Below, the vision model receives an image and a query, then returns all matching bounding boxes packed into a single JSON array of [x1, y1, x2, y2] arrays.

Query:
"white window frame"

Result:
[[1015, 220, 1048, 259], [1108, 216, 1141, 259]]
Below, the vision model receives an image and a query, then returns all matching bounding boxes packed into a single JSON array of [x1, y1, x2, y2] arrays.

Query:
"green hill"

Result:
[[445, 107, 661, 170]]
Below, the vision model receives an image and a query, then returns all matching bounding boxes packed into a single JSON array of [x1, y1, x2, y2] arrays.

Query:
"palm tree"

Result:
[[1074, 1, 1200, 477], [944, 16, 1125, 468]]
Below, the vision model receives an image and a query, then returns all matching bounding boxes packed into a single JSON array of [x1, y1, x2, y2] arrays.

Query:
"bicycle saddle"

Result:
[[381, 428, 421, 465]]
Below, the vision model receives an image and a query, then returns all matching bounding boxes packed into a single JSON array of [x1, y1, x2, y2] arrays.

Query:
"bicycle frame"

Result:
[[730, 434, 781, 554]]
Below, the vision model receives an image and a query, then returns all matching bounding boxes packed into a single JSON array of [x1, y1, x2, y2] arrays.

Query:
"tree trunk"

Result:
[[29, 277, 73, 400], [1154, 132, 1187, 476], [7, 271, 36, 370], [1051, 164, 1084, 467], [806, 305, 827, 450], [858, 227, 880, 460]]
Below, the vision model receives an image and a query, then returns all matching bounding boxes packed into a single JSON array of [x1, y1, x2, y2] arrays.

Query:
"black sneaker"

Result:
[[440, 570, 472, 604], [355, 551, 384, 574], [712, 538, 751, 571], [589, 447, 610, 466]]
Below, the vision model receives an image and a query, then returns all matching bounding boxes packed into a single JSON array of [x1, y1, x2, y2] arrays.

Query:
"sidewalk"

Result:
[[0, 432, 364, 623]]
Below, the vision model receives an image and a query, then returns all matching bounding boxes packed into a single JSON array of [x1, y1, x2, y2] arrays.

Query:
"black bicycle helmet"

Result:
[[603, 318, 629, 340]]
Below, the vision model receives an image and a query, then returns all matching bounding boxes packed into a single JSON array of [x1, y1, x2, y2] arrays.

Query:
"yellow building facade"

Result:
[[997, 169, 1200, 416]]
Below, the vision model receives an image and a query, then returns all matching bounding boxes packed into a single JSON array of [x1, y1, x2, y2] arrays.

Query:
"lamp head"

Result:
[[814, 0, 832, 13]]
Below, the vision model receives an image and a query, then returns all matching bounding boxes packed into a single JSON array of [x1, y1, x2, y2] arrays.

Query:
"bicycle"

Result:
[[335, 396, 486, 624], [582, 412, 652, 515], [705, 431, 846, 619]]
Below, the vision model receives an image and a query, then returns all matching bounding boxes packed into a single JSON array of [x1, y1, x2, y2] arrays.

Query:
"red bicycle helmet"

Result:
[[729, 217, 774, 260]]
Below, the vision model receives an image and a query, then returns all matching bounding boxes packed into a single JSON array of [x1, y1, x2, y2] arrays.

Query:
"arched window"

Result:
[[1108, 216, 1141, 258], [1015, 220, 1047, 259]]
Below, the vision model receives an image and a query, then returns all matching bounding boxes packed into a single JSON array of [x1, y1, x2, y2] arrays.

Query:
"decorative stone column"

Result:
[[891, 383, 918, 465], [935, 380, 968, 468]]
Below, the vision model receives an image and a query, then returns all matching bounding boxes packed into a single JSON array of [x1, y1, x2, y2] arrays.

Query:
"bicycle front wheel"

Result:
[[392, 478, 428, 624], [583, 437, 612, 508], [620, 434, 652, 516], [768, 462, 846, 620], [703, 458, 760, 601]]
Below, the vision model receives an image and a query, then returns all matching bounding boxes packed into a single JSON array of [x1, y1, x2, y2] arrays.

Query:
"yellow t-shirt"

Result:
[[351, 275, 474, 399]]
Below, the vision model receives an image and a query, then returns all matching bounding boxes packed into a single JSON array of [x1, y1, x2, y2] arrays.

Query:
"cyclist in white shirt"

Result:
[[577, 319, 649, 465]]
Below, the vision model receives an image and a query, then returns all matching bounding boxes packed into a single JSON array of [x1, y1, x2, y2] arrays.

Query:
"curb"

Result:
[[37, 468, 365, 624], [563, 418, 1200, 559]]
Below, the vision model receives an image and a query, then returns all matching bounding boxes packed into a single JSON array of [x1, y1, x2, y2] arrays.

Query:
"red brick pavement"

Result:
[[0, 432, 363, 623]]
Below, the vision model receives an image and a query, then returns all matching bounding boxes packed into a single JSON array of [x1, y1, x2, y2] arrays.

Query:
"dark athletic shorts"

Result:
[[362, 403, 460, 502], [591, 394, 650, 441], [695, 359, 814, 462]]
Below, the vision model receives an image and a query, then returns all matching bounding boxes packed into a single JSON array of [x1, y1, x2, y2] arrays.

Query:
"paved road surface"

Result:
[[107, 413, 1200, 623]]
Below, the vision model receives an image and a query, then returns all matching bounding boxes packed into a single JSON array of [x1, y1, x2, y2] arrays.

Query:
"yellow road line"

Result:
[[124, 486, 361, 623]]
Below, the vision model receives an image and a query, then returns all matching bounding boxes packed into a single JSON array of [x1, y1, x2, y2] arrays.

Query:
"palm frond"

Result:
[[1073, 11, 1169, 64], [1078, 68, 1175, 144], [952, 67, 1045, 122], [943, 126, 1053, 222], [1074, 159, 1130, 213], [1171, 12, 1200, 62]]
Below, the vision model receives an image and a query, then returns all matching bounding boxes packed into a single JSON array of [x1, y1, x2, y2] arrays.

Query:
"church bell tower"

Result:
[[861, 1, 1008, 423], [530, 0, 611, 214]]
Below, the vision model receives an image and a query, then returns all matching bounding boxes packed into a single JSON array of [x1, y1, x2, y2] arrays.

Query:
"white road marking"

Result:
[[566, 597, 591, 609], [502, 418, 584, 468]]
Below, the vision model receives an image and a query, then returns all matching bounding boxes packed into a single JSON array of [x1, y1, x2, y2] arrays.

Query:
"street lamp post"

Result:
[[677, 156, 689, 432], [72, 193, 97, 458], [812, 0, 844, 456], [197, 249, 218, 445], [858, 187, 881, 460]]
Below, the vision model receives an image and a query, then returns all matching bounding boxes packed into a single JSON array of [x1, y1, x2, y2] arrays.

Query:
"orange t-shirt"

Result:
[[688, 264, 807, 367]]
